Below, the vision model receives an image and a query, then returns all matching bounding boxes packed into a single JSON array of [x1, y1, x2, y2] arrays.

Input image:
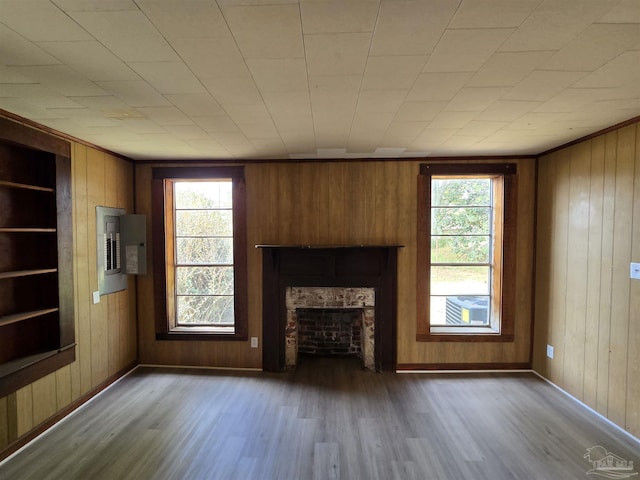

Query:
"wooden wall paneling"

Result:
[[14, 386, 32, 438], [136, 158, 534, 370], [533, 158, 552, 374], [549, 150, 570, 384], [5, 394, 16, 444], [73, 143, 92, 397], [355, 163, 372, 243], [134, 165, 149, 362], [317, 162, 329, 242], [245, 166, 263, 362], [515, 159, 535, 363], [117, 156, 135, 367], [30, 372, 56, 427], [68, 144, 82, 403], [373, 162, 388, 244], [135, 165, 159, 364], [563, 142, 591, 398], [627, 123, 640, 437], [0, 396, 8, 449], [87, 149, 108, 388], [54, 365, 71, 417], [302, 163, 320, 243], [270, 164, 283, 242], [282, 164, 298, 243], [105, 154, 120, 377], [583, 135, 605, 409], [596, 131, 618, 414], [396, 163, 417, 363], [607, 124, 635, 427]]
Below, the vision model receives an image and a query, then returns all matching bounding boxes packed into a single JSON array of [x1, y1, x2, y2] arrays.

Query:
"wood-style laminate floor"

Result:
[[1, 356, 638, 480]]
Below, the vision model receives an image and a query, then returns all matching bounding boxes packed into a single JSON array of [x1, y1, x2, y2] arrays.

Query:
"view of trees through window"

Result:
[[430, 177, 493, 326], [174, 180, 234, 326]]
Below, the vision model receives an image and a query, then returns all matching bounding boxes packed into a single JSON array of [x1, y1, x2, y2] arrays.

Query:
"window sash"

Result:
[[429, 176, 496, 329], [416, 163, 516, 342]]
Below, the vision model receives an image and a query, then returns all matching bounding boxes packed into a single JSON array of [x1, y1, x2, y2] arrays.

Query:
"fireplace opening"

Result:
[[297, 308, 363, 358], [285, 286, 376, 370]]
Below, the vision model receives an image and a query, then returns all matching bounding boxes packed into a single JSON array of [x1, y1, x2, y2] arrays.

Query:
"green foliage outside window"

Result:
[[174, 181, 234, 326]]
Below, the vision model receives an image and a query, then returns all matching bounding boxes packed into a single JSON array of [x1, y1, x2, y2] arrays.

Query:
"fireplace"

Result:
[[258, 245, 401, 372]]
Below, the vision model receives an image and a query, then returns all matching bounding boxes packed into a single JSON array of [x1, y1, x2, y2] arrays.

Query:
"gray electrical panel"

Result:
[[121, 214, 147, 275], [96, 206, 147, 296]]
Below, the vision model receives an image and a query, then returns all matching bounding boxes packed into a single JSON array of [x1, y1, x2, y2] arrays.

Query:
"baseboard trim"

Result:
[[0, 362, 138, 464], [138, 363, 262, 372], [531, 370, 640, 446], [397, 362, 531, 372]]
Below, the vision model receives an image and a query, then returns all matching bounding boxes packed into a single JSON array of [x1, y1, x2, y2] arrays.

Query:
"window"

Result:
[[417, 163, 517, 341], [152, 167, 247, 340]]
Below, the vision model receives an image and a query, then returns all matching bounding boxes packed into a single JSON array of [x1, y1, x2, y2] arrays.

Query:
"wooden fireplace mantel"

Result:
[[258, 245, 402, 372]]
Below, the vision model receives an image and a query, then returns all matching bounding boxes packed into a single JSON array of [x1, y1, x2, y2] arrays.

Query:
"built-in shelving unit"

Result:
[[0, 116, 75, 398]]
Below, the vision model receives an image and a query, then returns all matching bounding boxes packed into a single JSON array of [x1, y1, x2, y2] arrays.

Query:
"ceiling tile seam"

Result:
[[345, 0, 427, 153], [209, 1, 306, 156], [133, 1, 255, 156], [0, 21, 63, 68], [397, 8, 520, 143], [34, 4, 180, 124], [299, 0, 324, 155]]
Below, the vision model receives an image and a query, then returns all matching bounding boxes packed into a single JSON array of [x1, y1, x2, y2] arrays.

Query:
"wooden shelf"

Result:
[[0, 228, 57, 233], [0, 350, 59, 379], [0, 268, 57, 279], [0, 115, 74, 397], [0, 308, 59, 327], [0, 180, 54, 192]]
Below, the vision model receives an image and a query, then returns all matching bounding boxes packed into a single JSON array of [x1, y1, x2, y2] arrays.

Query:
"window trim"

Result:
[[417, 163, 517, 342], [152, 167, 248, 341]]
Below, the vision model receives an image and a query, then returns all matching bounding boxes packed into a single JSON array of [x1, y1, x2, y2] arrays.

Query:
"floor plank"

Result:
[[1, 357, 638, 480]]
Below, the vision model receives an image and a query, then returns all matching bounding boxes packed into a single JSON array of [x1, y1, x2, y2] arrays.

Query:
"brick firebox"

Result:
[[285, 287, 375, 370]]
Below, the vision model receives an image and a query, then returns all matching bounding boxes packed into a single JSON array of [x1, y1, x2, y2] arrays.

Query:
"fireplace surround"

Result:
[[258, 245, 401, 372]]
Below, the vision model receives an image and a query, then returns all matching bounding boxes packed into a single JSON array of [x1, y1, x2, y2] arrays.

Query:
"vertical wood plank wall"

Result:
[[0, 140, 137, 451], [534, 121, 640, 438], [136, 158, 534, 369]]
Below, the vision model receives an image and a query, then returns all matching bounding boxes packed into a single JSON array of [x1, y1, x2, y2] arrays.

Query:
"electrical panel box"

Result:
[[96, 206, 147, 296]]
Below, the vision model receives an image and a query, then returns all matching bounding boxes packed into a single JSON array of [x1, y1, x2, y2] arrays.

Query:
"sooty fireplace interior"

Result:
[[258, 245, 401, 372]]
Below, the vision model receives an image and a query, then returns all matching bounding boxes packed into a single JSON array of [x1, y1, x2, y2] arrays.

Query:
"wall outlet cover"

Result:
[[546, 344, 554, 359]]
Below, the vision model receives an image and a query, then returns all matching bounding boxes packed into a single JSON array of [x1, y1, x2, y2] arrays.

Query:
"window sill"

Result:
[[430, 325, 499, 335], [172, 326, 235, 334], [416, 333, 514, 342], [156, 329, 246, 341]]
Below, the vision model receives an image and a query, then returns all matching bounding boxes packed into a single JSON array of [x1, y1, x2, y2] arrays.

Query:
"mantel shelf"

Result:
[[0, 308, 59, 327], [0, 180, 54, 192], [0, 269, 57, 279]]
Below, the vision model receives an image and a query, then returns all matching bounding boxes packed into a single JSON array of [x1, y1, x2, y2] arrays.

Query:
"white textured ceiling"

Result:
[[0, 0, 639, 160]]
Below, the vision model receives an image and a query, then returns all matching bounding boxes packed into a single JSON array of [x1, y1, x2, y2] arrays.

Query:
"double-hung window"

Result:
[[417, 163, 517, 341], [152, 167, 247, 340]]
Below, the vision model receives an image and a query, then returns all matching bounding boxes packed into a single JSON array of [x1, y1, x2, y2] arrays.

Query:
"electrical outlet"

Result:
[[546, 344, 554, 359], [92, 291, 100, 304], [250, 337, 258, 348], [631, 262, 640, 280]]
